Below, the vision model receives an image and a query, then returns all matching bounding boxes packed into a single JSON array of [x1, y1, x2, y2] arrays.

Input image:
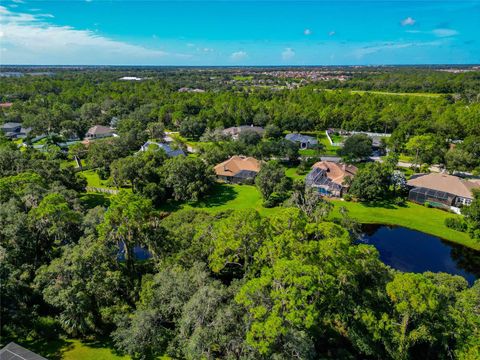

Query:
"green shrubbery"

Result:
[[444, 217, 467, 232]]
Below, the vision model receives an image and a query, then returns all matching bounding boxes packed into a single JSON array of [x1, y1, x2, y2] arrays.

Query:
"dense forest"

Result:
[[1, 67, 479, 359]]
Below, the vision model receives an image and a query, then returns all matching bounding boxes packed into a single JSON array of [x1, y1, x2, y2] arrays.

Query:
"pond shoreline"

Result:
[[358, 224, 479, 285]]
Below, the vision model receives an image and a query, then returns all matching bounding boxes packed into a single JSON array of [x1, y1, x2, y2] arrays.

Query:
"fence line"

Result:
[[85, 186, 119, 195]]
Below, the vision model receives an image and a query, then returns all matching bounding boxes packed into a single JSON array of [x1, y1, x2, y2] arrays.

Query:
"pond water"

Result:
[[359, 225, 479, 284]]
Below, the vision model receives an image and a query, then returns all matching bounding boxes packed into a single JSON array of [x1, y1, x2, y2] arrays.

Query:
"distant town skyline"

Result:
[[1, 1, 479, 65]]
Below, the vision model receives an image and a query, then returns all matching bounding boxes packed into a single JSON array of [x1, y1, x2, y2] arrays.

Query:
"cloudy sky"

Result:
[[0, 0, 479, 65]]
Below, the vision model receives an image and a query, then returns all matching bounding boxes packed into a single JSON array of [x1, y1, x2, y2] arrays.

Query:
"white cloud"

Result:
[[281, 47, 295, 60], [12, 0, 24, 3], [0, 6, 188, 64], [304, 28, 312, 35], [230, 51, 247, 61], [433, 28, 459, 37], [401, 17, 416, 26], [353, 40, 442, 59], [328, 31, 336, 36]]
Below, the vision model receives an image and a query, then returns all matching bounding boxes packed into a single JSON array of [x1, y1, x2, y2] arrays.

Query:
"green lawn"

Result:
[[79, 170, 118, 190], [161, 183, 281, 217], [329, 200, 479, 250], [317, 132, 341, 156], [11, 338, 128, 360], [285, 166, 307, 181]]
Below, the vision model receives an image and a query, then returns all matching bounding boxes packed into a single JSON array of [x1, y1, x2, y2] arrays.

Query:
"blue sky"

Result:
[[1, 1, 479, 65]]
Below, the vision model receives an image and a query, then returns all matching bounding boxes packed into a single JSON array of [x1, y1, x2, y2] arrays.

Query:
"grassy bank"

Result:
[[329, 200, 479, 250]]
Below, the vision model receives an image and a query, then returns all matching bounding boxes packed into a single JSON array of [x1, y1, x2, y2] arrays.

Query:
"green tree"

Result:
[[162, 156, 214, 202], [255, 161, 292, 206], [338, 134, 373, 162], [349, 162, 391, 202]]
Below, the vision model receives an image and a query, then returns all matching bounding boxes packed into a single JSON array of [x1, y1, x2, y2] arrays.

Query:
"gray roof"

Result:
[[285, 133, 318, 145], [0, 342, 47, 360], [1, 122, 22, 130]]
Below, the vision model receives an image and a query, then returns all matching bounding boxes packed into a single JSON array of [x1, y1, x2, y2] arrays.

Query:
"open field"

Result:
[[329, 200, 479, 250], [323, 88, 444, 98]]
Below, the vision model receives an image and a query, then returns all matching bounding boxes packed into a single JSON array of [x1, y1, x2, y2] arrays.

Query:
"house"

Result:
[[285, 133, 318, 149], [306, 161, 358, 197], [0, 342, 47, 360], [85, 125, 116, 139], [119, 76, 142, 81], [0, 102, 13, 109], [214, 156, 261, 184], [1, 122, 21, 133], [407, 173, 480, 208], [1, 122, 31, 139], [140, 141, 185, 157], [222, 125, 264, 140]]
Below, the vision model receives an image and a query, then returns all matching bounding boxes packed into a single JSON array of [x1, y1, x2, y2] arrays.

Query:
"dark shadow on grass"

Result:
[[361, 200, 399, 210], [80, 193, 111, 209], [158, 183, 238, 213], [20, 337, 72, 360], [189, 183, 237, 209]]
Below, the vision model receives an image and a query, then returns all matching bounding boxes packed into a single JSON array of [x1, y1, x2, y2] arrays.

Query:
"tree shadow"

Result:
[[361, 200, 401, 210], [189, 183, 238, 208], [20, 337, 73, 360], [80, 193, 111, 209]]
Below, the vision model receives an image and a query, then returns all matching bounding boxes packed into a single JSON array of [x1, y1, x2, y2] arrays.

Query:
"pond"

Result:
[[359, 225, 479, 285]]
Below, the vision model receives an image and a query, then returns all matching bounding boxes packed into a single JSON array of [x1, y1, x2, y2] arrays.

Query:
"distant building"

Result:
[[0, 342, 47, 360], [306, 161, 357, 197], [85, 125, 116, 139], [407, 173, 480, 208], [214, 156, 261, 184], [139, 141, 185, 157], [1, 122, 31, 139], [222, 125, 265, 140], [119, 76, 142, 81], [178, 87, 205, 93], [285, 133, 318, 149]]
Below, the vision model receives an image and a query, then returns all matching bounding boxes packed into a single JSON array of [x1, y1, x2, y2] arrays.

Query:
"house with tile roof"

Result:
[[85, 125, 116, 139], [214, 156, 261, 184], [306, 160, 358, 197], [222, 125, 264, 140], [407, 173, 480, 208]]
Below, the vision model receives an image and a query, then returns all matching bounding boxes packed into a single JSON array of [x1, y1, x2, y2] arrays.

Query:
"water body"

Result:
[[359, 225, 479, 285]]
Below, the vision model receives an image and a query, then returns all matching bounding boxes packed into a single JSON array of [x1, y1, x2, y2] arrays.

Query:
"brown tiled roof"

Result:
[[312, 161, 357, 185], [214, 156, 261, 177], [407, 173, 480, 199], [86, 125, 114, 135]]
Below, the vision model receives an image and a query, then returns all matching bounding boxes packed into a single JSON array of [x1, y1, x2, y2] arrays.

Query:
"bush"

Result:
[[444, 217, 467, 232], [424, 201, 432, 208], [343, 193, 352, 201]]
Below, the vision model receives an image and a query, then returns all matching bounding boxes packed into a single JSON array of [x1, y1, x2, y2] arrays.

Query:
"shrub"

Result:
[[424, 201, 432, 208], [444, 217, 467, 232]]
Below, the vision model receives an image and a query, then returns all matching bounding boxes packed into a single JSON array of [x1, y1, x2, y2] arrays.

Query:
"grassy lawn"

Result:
[[329, 200, 479, 250], [11, 338, 128, 360], [79, 170, 116, 189], [285, 166, 307, 181], [317, 132, 341, 156], [161, 183, 281, 217]]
